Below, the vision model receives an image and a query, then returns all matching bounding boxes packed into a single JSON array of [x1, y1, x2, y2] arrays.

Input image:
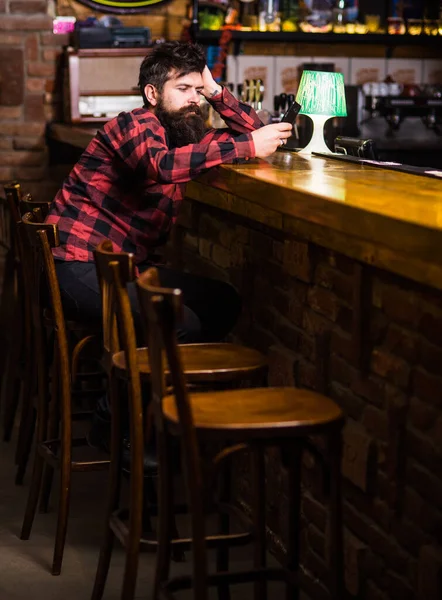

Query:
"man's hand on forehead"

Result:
[[201, 66, 222, 99]]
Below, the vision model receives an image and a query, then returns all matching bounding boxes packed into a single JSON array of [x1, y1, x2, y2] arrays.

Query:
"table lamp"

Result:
[[295, 70, 347, 154]]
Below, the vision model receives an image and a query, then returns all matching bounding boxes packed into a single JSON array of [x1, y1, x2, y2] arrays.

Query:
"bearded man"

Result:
[[47, 41, 292, 341]]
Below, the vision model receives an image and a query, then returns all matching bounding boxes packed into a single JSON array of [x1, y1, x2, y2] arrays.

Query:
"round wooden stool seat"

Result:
[[112, 342, 267, 383], [163, 387, 344, 439]]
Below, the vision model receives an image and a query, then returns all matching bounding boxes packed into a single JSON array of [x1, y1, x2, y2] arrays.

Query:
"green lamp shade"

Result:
[[295, 70, 347, 117]]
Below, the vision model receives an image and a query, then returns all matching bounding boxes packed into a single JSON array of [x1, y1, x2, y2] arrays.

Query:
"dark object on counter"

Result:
[[334, 136, 378, 159], [74, 25, 151, 48]]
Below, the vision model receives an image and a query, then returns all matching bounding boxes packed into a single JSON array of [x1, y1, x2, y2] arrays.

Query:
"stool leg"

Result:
[[2, 302, 23, 441], [40, 351, 60, 513], [216, 460, 231, 600], [91, 372, 122, 600], [15, 339, 35, 466], [251, 445, 267, 600], [20, 341, 50, 541], [51, 385, 72, 575], [153, 431, 174, 600], [15, 406, 36, 485], [285, 442, 302, 600], [329, 431, 344, 600]]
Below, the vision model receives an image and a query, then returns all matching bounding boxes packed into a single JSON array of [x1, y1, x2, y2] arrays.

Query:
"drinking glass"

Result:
[[365, 14, 380, 33], [407, 18, 422, 35], [387, 16, 405, 35]]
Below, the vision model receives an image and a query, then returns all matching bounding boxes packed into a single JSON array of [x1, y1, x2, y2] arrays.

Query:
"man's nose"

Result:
[[188, 89, 200, 103]]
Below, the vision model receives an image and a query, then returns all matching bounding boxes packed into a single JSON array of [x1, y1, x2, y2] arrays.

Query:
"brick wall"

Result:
[[0, 2, 69, 198], [175, 198, 442, 600], [0, 0, 187, 199]]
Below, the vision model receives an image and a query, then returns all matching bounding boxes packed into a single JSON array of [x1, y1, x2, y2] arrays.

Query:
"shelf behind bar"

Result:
[[195, 30, 442, 47]]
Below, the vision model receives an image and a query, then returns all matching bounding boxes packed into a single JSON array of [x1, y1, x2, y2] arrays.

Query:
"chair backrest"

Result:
[[21, 212, 71, 411], [334, 136, 378, 160], [20, 193, 51, 220], [93, 239, 136, 371], [3, 181, 22, 224], [136, 268, 207, 596]]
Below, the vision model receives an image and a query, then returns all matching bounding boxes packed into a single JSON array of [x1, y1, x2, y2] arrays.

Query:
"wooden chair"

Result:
[[19, 212, 109, 576], [2, 188, 53, 474], [91, 240, 268, 600], [136, 268, 346, 600]]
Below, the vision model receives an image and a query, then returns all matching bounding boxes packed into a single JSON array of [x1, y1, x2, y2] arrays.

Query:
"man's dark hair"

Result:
[[138, 41, 206, 107]]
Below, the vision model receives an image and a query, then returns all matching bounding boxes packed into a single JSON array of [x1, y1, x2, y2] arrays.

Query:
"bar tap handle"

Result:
[[241, 79, 249, 103], [279, 93, 288, 116], [248, 79, 257, 108], [288, 93, 295, 107], [190, 0, 199, 42], [274, 95, 280, 113], [255, 79, 264, 110]]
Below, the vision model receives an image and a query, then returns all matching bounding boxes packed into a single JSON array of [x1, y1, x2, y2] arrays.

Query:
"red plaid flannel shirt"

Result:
[[47, 87, 261, 264]]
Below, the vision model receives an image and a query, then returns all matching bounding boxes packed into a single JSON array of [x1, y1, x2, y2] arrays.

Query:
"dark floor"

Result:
[[0, 419, 291, 600]]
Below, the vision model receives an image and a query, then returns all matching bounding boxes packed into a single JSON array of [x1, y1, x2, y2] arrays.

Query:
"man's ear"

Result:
[[144, 84, 158, 107]]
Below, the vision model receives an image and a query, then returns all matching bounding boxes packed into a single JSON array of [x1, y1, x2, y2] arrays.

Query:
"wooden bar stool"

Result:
[[19, 212, 109, 576], [91, 240, 268, 600], [134, 268, 345, 600]]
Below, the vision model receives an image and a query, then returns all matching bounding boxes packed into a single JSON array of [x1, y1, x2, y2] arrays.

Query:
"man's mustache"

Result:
[[176, 105, 202, 117]]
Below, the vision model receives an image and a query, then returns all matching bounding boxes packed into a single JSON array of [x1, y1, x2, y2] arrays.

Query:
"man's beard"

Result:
[[156, 100, 207, 148]]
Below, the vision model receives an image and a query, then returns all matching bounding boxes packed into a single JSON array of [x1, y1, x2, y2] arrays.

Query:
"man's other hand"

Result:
[[201, 66, 223, 99], [251, 123, 294, 158]]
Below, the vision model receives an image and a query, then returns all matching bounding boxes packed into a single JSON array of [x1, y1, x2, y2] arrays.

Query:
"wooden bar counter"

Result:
[[49, 123, 442, 599]]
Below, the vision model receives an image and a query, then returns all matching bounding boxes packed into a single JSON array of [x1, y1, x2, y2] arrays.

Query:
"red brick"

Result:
[[330, 354, 357, 387], [330, 383, 365, 420], [0, 167, 14, 182], [25, 33, 39, 61], [211, 244, 231, 269], [44, 79, 55, 93], [24, 93, 45, 121], [371, 348, 410, 389], [272, 240, 284, 263], [307, 286, 339, 321], [42, 48, 60, 62], [351, 375, 385, 408], [0, 48, 24, 106], [409, 396, 438, 432], [407, 428, 442, 472], [250, 230, 273, 258], [27, 61, 55, 78], [0, 151, 45, 166], [369, 309, 390, 345], [10, 0, 47, 12], [419, 312, 442, 347], [13, 164, 47, 180], [0, 15, 52, 30], [330, 329, 354, 361], [420, 340, 442, 376], [407, 461, 442, 511], [13, 137, 45, 151], [40, 32, 70, 46], [273, 315, 300, 353], [314, 262, 354, 305], [0, 106, 22, 119], [380, 283, 422, 327], [344, 529, 367, 596], [343, 501, 410, 573], [384, 324, 420, 363], [283, 239, 312, 282], [363, 405, 389, 441], [302, 308, 329, 336], [341, 420, 376, 489], [0, 0, 6, 10], [267, 345, 297, 387], [0, 33, 24, 44], [26, 78, 46, 93], [326, 250, 354, 275], [412, 368, 442, 408], [0, 139, 13, 151], [198, 238, 211, 260], [0, 122, 45, 137]]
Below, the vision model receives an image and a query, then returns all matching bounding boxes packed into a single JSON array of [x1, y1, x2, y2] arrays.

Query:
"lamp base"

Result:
[[298, 114, 332, 155]]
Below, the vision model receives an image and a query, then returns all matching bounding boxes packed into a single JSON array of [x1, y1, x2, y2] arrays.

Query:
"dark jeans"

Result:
[[55, 260, 241, 344], [55, 260, 241, 427]]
